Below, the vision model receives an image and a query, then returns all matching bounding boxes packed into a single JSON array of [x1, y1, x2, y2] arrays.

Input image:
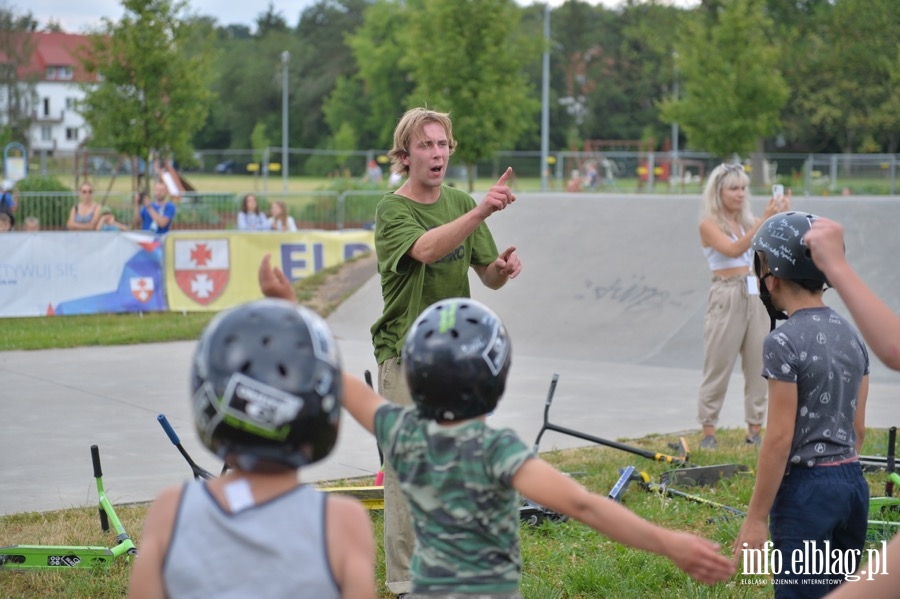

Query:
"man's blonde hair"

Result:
[[388, 107, 457, 177]]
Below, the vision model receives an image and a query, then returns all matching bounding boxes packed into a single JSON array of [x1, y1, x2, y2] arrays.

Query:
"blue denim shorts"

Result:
[[769, 462, 869, 598]]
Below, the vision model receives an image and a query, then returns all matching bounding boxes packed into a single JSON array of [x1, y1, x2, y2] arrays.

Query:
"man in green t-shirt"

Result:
[[372, 107, 522, 598]]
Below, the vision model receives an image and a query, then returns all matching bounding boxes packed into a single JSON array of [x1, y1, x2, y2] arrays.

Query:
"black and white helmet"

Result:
[[403, 298, 511, 421], [191, 299, 342, 470], [751, 211, 829, 286]]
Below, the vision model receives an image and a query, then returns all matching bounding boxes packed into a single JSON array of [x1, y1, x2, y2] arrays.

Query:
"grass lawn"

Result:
[[1, 428, 896, 598]]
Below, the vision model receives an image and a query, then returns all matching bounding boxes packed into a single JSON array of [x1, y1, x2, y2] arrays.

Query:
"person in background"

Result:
[[734, 212, 869, 597], [566, 169, 582, 192], [67, 183, 102, 231], [696, 163, 788, 450], [24, 216, 39, 231], [127, 299, 375, 599], [237, 193, 270, 231], [0, 212, 11, 231], [0, 179, 16, 227], [365, 159, 384, 184], [269, 200, 297, 232], [139, 181, 177, 234], [97, 206, 128, 231]]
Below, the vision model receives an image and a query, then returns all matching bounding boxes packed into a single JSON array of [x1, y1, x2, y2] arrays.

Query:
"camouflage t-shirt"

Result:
[[374, 404, 534, 594]]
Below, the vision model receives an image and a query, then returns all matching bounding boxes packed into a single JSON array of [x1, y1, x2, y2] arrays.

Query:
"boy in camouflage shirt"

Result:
[[342, 297, 735, 598]]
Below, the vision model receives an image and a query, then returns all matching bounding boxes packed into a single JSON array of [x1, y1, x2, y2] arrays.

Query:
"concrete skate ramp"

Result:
[[335, 193, 900, 383]]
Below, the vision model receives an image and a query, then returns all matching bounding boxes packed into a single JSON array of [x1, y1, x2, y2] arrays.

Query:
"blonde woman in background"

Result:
[[696, 163, 788, 450], [269, 200, 297, 232]]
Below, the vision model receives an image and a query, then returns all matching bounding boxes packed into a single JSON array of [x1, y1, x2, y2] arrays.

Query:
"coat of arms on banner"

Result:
[[173, 239, 230, 305], [130, 277, 155, 303]]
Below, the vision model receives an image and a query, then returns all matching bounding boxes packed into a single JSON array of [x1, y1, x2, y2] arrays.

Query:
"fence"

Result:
[[10, 189, 386, 232], [13, 148, 900, 201]]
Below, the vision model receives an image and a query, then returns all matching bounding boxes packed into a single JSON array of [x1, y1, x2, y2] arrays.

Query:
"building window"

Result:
[[41, 126, 52, 141], [45, 65, 74, 80], [43, 97, 50, 117], [66, 128, 79, 141], [65, 97, 76, 110]]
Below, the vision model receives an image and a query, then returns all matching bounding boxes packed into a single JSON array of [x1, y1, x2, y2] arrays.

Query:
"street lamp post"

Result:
[[281, 50, 290, 192], [671, 50, 679, 185], [540, 3, 550, 192]]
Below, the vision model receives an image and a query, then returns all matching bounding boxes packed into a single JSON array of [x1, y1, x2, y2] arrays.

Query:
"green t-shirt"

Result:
[[374, 404, 534, 594], [370, 185, 499, 363]]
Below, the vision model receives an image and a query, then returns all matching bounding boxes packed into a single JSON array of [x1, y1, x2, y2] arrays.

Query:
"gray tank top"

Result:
[[163, 481, 340, 599]]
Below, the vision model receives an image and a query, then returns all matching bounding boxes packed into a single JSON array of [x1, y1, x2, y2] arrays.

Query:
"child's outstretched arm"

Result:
[[805, 217, 900, 370], [512, 459, 735, 584], [258, 253, 297, 302], [341, 373, 388, 434]]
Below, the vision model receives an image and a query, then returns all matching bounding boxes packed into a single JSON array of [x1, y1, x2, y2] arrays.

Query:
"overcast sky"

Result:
[[19, 0, 697, 35]]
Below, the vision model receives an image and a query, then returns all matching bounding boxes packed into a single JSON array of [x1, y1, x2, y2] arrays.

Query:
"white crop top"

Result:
[[702, 230, 753, 271]]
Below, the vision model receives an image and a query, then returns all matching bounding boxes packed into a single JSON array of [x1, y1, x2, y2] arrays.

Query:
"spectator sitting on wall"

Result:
[[237, 194, 271, 231], [67, 183, 102, 230], [0, 212, 11, 231], [269, 200, 297, 232], [24, 216, 39, 231]]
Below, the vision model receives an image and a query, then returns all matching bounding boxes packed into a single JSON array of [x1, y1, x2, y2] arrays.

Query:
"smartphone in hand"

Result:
[[772, 184, 784, 201]]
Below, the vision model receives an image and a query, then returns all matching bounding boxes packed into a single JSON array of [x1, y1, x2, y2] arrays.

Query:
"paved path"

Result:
[[2, 193, 898, 516]]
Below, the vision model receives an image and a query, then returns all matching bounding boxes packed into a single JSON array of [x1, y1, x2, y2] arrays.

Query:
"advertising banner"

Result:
[[164, 230, 374, 312], [0, 232, 166, 317]]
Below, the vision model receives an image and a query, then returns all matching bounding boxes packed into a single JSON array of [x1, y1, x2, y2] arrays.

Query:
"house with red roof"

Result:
[[3, 32, 99, 156]]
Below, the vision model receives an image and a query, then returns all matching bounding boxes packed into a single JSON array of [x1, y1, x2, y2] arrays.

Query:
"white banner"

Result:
[[0, 232, 167, 317]]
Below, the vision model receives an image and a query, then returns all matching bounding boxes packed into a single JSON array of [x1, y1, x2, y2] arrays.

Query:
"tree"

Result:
[[403, 0, 541, 190], [0, 6, 38, 148], [323, 0, 414, 151], [790, 0, 900, 153], [78, 0, 216, 189], [658, 0, 788, 159], [292, 0, 370, 152]]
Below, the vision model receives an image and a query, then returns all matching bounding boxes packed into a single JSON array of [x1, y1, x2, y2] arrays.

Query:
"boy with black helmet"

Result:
[[127, 299, 375, 599], [341, 297, 735, 597], [734, 212, 870, 596]]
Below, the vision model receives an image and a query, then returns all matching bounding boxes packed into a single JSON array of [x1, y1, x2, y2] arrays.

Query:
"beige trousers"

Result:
[[697, 275, 769, 427], [379, 356, 415, 595]]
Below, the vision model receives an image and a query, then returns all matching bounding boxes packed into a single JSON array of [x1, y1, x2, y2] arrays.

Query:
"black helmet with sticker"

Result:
[[190, 299, 342, 471], [402, 298, 511, 421]]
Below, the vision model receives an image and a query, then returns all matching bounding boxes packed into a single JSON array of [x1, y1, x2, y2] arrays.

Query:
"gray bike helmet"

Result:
[[403, 298, 511, 421], [191, 299, 342, 470]]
